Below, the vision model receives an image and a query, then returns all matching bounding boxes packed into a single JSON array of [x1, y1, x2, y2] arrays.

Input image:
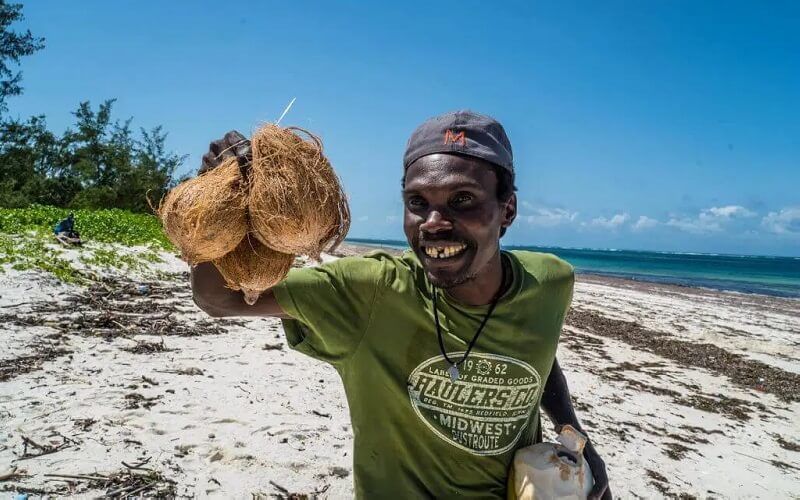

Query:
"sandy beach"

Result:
[[1, 242, 798, 498]]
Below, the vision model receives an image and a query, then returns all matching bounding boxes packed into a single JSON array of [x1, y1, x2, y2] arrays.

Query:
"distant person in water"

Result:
[[54, 213, 82, 246]]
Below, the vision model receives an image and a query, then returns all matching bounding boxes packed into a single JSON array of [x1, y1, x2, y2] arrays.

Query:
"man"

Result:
[[192, 111, 610, 499], [54, 213, 82, 246]]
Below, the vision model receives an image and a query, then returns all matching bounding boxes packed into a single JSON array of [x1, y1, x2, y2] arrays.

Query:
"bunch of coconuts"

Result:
[[158, 125, 350, 305]]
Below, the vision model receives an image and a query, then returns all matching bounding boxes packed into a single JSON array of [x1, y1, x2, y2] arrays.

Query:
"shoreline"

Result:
[[335, 241, 800, 303]]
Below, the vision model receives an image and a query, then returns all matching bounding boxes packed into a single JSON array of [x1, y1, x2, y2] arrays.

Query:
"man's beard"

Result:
[[426, 268, 478, 289]]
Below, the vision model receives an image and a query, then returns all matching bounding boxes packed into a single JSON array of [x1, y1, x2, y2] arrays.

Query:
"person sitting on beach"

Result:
[[191, 111, 611, 499], [54, 213, 82, 246]]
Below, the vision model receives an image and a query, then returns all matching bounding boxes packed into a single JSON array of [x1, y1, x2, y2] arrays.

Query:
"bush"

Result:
[[0, 204, 173, 249]]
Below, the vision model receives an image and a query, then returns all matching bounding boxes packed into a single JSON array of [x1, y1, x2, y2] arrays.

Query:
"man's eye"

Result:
[[406, 197, 427, 208], [452, 194, 474, 205]]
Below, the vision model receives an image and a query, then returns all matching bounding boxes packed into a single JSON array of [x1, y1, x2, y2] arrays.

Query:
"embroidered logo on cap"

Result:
[[443, 129, 466, 146]]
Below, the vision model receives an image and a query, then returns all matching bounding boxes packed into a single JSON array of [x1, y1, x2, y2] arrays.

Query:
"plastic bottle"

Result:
[[507, 425, 594, 500]]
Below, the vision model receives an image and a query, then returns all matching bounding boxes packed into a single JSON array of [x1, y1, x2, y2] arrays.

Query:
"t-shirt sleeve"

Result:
[[547, 254, 575, 326], [271, 254, 388, 365]]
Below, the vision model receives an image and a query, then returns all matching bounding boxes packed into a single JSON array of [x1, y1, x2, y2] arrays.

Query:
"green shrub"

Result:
[[0, 204, 173, 249], [0, 205, 175, 282]]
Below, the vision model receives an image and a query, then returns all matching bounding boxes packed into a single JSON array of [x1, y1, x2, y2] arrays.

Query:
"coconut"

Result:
[[248, 124, 350, 260], [157, 158, 248, 264], [212, 234, 295, 305]]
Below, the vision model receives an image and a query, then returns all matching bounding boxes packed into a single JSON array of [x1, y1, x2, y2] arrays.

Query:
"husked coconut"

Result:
[[158, 158, 248, 264], [248, 124, 350, 260], [212, 234, 295, 305]]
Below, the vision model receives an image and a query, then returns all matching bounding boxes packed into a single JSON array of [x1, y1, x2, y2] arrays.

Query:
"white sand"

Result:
[[1, 250, 798, 498]]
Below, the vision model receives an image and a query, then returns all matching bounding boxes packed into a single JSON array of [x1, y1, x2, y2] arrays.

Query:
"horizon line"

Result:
[[344, 237, 800, 260]]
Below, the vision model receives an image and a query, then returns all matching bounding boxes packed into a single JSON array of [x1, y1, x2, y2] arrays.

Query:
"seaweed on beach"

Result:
[[566, 307, 800, 402], [0, 272, 245, 382], [773, 434, 800, 452], [124, 392, 162, 410], [45, 466, 175, 498], [122, 338, 172, 354], [560, 327, 778, 423], [0, 345, 71, 382], [2, 451, 176, 497], [5, 274, 242, 339]]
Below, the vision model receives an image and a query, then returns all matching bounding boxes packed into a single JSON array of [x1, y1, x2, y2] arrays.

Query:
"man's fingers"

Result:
[[201, 131, 249, 174], [199, 151, 218, 174], [208, 139, 225, 157], [223, 130, 247, 145], [587, 482, 608, 500]]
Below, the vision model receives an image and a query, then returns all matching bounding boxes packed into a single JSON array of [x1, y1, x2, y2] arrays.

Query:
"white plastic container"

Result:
[[508, 425, 594, 500]]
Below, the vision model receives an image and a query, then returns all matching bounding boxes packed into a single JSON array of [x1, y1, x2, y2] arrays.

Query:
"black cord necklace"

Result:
[[432, 254, 508, 382]]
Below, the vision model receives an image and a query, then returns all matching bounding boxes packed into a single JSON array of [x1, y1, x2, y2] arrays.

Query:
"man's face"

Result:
[[402, 154, 516, 289]]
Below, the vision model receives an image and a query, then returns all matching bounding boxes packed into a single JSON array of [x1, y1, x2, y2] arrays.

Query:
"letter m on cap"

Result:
[[443, 129, 466, 146]]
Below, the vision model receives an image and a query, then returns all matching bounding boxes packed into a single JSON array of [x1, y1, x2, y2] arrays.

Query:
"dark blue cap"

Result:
[[403, 110, 513, 174]]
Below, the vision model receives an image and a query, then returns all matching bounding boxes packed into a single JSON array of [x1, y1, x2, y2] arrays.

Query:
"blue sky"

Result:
[[10, 1, 800, 256]]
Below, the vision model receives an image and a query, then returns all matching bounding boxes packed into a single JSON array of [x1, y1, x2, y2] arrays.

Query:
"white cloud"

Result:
[[666, 216, 720, 233], [357, 215, 369, 222], [706, 205, 756, 218], [589, 213, 630, 229], [524, 208, 579, 227], [632, 215, 659, 231], [667, 205, 756, 234], [761, 207, 800, 235], [385, 215, 399, 223]]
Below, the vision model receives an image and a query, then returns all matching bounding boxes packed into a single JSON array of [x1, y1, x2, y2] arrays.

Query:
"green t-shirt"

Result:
[[272, 250, 574, 499]]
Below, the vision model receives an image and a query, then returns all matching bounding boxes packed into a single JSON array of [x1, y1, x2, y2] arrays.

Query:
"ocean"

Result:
[[345, 238, 800, 298]]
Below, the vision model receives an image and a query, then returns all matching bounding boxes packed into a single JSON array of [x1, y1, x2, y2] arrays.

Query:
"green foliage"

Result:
[[79, 247, 154, 272], [0, 100, 187, 212], [0, 233, 81, 282], [0, 204, 174, 249], [0, 3, 183, 211], [0, 205, 174, 282], [0, 0, 46, 113]]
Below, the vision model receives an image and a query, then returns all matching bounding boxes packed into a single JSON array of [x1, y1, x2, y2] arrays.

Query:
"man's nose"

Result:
[[419, 210, 453, 234]]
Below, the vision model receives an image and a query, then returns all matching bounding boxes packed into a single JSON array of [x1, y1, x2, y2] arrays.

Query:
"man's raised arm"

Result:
[[189, 130, 290, 319]]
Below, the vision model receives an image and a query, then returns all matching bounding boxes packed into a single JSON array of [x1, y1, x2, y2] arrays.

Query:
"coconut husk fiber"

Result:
[[248, 124, 350, 260], [212, 234, 295, 305], [158, 158, 248, 264]]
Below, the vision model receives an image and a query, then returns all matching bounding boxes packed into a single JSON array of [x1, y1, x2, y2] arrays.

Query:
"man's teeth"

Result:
[[424, 244, 467, 259]]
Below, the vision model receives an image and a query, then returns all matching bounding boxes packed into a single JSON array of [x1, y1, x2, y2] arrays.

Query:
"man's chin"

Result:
[[426, 269, 475, 289]]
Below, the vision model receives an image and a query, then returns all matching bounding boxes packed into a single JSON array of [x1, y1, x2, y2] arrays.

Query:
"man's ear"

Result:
[[501, 193, 517, 229]]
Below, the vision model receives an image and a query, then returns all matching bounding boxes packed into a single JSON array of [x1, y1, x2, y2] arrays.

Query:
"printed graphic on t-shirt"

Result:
[[407, 352, 542, 455]]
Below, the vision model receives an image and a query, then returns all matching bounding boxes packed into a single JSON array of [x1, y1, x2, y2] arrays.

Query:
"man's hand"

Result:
[[199, 130, 252, 174], [553, 424, 610, 498], [541, 359, 612, 499], [190, 131, 288, 319], [582, 438, 611, 500]]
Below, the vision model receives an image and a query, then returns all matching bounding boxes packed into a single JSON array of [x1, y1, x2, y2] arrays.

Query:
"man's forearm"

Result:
[[190, 262, 289, 318], [541, 357, 612, 499], [540, 357, 584, 433]]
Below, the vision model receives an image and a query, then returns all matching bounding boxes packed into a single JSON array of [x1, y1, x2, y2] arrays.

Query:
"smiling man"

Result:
[[191, 110, 610, 499]]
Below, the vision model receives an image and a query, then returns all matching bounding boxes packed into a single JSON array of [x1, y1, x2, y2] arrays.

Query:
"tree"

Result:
[[0, 114, 76, 207], [0, 4, 184, 211], [0, 1, 45, 114], [0, 99, 185, 211]]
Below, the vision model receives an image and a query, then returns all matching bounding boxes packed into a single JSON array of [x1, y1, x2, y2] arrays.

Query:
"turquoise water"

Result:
[[346, 238, 800, 298]]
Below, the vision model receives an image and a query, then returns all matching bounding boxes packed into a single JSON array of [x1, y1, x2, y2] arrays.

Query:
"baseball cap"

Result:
[[403, 110, 513, 174]]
